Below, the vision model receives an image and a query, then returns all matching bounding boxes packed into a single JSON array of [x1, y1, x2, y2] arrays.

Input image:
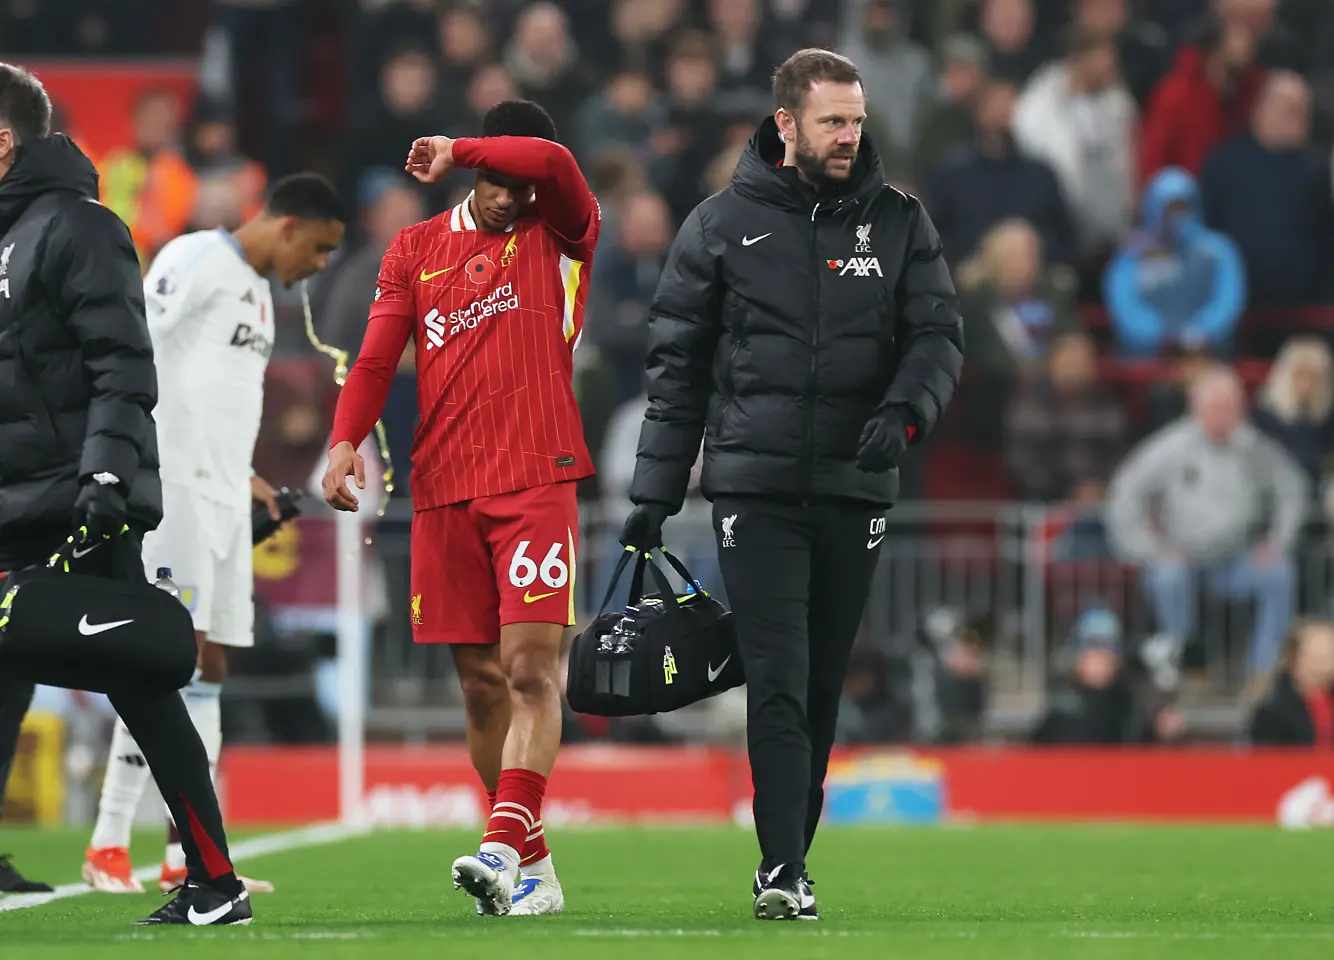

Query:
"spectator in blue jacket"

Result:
[[1103, 166, 1246, 356], [1199, 71, 1334, 306]]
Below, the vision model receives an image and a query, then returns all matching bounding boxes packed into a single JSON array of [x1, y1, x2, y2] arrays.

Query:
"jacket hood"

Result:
[[1140, 166, 1202, 234], [0, 135, 100, 233], [732, 116, 887, 211]]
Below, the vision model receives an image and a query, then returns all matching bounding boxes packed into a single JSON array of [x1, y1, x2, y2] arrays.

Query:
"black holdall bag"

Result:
[[0, 532, 197, 695], [566, 547, 744, 717]]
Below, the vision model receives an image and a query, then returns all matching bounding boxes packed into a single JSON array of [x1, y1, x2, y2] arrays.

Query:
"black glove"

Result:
[[619, 503, 671, 551], [855, 409, 912, 473], [74, 477, 128, 542]]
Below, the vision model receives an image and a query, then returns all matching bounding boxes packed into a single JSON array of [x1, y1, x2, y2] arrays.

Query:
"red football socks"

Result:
[[481, 768, 547, 864]]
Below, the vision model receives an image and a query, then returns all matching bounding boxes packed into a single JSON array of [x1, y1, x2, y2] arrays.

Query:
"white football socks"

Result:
[[182, 678, 223, 771], [479, 841, 521, 874], [522, 853, 556, 879], [89, 718, 152, 851]]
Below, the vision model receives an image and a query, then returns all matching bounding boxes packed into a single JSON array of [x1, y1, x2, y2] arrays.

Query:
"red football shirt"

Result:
[[332, 136, 599, 509]]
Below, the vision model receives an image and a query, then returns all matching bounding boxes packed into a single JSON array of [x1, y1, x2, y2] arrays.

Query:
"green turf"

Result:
[[2, 824, 1332, 958]]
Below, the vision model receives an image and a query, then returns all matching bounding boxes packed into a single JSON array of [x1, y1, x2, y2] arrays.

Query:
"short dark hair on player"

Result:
[[0, 62, 52, 144], [772, 48, 862, 113], [263, 172, 347, 223], [482, 99, 558, 142]]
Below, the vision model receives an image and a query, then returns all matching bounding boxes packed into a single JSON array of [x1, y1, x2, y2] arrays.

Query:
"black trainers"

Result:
[[0, 854, 53, 893], [752, 862, 805, 921], [134, 880, 252, 926]]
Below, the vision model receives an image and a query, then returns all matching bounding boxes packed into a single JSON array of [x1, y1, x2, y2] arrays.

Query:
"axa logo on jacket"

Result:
[[828, 223, 881, 276]]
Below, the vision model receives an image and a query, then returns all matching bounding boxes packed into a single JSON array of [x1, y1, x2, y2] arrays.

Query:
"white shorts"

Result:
[[142, 481, 255, 648]]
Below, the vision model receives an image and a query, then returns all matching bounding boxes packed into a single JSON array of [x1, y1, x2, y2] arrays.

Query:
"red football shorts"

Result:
[[410, 481, 579, 644]]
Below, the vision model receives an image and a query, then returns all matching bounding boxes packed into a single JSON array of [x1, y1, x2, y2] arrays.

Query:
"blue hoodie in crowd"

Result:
[[1103, 167, 1246, 356]]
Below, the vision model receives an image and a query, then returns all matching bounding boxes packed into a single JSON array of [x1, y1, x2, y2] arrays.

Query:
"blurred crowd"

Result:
[[10, 0, 1334, 747]]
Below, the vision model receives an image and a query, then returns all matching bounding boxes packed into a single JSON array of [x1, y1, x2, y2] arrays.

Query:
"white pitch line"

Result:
[[0, 821, 367, 913]]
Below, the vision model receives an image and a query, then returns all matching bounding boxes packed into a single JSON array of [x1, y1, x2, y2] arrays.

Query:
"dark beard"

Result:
[[793, 129, 855, 190]]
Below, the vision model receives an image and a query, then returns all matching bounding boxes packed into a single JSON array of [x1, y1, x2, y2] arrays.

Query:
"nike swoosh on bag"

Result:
[[78, 615, 134, 636], [707, 656, 731, 682]]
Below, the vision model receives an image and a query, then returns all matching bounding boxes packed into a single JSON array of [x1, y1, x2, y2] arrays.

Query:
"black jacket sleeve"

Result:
[[42, 200, 157, 495], [880, 200, 964, 440], [629, 205, 722, 511]]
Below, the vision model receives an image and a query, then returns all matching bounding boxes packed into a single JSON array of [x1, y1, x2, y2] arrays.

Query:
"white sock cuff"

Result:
[[184, 678, 223, 700]]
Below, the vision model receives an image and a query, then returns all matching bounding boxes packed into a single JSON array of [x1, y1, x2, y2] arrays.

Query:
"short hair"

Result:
[[772, 48, 862, 113], [669, 29, 719, 65], [0, 62, 52, 143], [263, 172, 347, 223], [1062, 23, 1112, 59], [482, 99, 557, 141]]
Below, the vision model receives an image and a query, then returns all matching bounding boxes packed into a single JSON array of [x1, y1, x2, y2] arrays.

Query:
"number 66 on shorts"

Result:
[[410, 481, 580, 645]]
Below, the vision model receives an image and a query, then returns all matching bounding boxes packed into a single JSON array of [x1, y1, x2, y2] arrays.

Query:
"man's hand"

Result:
[[251, 474, 282, 522], [855, 409, 912, 473], [406, 136, 456, 184], [74, 476, 127, 541], [620, 503, 671, 551], [323, 441, 366, 512]]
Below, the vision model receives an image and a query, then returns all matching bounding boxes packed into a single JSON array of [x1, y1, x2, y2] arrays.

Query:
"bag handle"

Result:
[[653, 547, 707, 597], [594, 547, 679, 617], [626, 550, 676, 609], [595, 547, 637, 616]]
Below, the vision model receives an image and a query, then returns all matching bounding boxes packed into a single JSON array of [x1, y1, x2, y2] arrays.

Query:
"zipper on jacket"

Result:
[[805, 200, 820, 494]]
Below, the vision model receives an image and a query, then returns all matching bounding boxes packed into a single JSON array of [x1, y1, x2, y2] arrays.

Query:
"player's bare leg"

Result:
[[498, 621, 564, 776], [453, 621, 565, 916], [159, 636, 273, 895], [450, 644, 511, 793]]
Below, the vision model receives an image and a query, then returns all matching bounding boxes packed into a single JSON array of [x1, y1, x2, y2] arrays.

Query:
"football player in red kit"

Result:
[[322, 100, 597, 917]]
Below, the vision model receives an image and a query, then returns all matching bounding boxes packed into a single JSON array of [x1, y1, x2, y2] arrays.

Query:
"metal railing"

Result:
[[247, 498, 1334, 741]]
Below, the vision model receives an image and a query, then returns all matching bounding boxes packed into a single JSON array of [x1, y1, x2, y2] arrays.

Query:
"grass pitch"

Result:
[[1, 824, 1332, 958]]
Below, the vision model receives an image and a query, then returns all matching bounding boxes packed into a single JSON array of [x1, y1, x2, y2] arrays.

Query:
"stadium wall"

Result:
[[220, 745, 1334, 829]]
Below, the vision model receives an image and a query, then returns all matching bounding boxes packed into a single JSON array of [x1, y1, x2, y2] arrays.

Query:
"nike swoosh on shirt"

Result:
[[419, 267, 453, 281], [524, 590, 558, 603], [867, 536, 884, 549], [78, 615, 134, 636], [741, 233, 771, 246], [707, 656, 731, 683]]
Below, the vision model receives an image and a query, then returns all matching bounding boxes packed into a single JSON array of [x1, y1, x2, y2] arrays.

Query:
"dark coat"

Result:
[[630, 118, 964, 510], [0, 136, 161, 561]]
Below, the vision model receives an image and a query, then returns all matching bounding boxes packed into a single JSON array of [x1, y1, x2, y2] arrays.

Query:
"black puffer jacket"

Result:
[[0, 136, 161, 556], [630, 118, 963, 510]]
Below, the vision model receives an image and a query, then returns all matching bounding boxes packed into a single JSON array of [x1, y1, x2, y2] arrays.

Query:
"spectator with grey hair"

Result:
[[1107, 365, 1308, 677]]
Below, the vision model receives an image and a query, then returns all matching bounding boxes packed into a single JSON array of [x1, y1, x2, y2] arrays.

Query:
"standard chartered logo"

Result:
[[423, 283, 521, 351]]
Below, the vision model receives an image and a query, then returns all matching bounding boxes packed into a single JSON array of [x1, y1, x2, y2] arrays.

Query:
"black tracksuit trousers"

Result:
[[712, 496, 885, 872], [0, 532, 241, 895]]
